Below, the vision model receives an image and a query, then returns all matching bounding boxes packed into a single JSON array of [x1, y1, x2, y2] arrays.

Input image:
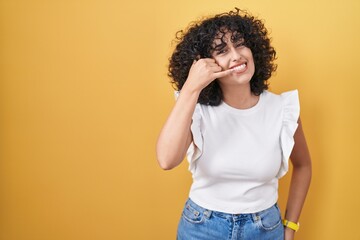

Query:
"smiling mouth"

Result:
[[230, 63, 247, 73]]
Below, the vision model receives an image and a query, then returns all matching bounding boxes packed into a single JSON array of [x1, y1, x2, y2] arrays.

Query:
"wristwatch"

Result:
[[283, 219, 300, 232]]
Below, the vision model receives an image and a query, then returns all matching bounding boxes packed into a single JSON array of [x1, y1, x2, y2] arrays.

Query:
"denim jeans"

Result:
[[177, 198, 284, 240]]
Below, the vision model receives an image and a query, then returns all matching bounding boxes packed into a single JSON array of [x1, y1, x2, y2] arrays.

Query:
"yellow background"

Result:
[[1, 0, 359, 239]]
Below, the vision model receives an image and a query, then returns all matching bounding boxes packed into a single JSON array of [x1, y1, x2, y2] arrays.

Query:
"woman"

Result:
[[156, 8, 311, 240]]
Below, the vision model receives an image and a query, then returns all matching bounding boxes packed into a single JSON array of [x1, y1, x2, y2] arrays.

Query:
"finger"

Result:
[[213, 68, 234, 78], [209, 65, 222, 72], [202, 58, 216, 63], [194, 58, 215, 63], [207, 62, 221, 68]]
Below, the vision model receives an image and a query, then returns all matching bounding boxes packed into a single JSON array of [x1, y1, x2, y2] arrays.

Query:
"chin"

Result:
[[219, 78, 252, 87]]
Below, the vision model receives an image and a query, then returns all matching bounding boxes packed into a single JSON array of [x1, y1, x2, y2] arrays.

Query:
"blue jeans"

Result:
[[177, 198, 284, 240]]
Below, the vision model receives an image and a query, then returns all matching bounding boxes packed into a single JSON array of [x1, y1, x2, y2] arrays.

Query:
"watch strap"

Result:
[[283, 219, 300, 232]]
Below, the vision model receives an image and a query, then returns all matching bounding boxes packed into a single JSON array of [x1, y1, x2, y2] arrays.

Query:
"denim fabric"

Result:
[[177, 198, 284, 240]]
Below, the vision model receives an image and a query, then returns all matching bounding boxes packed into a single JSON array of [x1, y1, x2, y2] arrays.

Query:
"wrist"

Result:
[[179, 84, 202, 98], [285, 226, 296, 233], [283, 219, 300, 232]]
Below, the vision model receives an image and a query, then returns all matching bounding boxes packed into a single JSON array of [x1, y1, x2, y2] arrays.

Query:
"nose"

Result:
[[230, 47, 241, 62]]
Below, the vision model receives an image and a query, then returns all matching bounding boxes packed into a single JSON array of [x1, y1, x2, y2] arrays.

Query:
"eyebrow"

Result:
[[213, 42, 227, 51], [212, 38, 244, 52]]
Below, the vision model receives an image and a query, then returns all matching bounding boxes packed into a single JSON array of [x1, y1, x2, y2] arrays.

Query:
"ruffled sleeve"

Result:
[[186, 104, 203, 174], [174, 91, 203, 174], [277, 89, 300, 179]]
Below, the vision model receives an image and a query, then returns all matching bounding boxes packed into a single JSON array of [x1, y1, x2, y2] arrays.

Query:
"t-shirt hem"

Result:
[[188, 194, 278, 214]]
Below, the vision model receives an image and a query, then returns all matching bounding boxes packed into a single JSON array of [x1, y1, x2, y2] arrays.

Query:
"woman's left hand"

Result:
[[284, 227, 295, 240]]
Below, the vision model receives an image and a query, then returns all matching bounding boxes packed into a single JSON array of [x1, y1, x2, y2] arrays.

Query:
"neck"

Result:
[[220, 83, 259, 109]]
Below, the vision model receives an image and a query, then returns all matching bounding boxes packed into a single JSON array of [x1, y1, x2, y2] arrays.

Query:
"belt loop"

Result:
[[203, 209, 212, 219], [251, 213, 260, 222]]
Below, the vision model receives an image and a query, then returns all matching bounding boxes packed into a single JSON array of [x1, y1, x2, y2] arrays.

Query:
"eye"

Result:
[[216, 48, 227, 55], [235, 42, 245, 48]]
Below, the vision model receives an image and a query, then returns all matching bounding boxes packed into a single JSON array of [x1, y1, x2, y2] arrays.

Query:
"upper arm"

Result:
[[290, 116, 312, 167], [182, 130, 193, 160]]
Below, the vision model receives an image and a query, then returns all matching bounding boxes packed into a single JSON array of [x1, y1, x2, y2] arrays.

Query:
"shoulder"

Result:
[[263, 89, 298, 98], [263, 89, 299, 106]]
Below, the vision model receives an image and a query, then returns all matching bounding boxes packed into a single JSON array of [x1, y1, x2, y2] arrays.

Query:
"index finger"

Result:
[[195, 58, 215, 63], [203, 58, 216, 63]]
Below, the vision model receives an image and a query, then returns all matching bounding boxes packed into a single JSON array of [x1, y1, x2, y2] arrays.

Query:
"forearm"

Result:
[[284, 164, 311, 239], [157, 58, 234, 170], [284, 163, 312, 228], [156, 89, 200, 170]]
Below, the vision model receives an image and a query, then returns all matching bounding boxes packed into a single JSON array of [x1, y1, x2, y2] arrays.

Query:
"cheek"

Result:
[[214, 58, 227, 69], [245, 52, 255, 69], [250, 57, 256, 70], [244, 47, 254, 58]]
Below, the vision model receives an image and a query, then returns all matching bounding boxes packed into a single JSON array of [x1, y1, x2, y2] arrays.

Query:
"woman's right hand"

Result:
[[183, 58, 233, 92]]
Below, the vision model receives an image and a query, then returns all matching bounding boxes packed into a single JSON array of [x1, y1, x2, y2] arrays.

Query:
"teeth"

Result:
[[232, 63, 246, 71]]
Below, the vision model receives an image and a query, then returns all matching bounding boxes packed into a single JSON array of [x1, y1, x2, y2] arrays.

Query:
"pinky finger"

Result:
[[213, 68, 234, 78]]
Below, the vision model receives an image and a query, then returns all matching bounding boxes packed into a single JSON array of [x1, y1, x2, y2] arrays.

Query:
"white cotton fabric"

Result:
[[175, 89, 300, 214]]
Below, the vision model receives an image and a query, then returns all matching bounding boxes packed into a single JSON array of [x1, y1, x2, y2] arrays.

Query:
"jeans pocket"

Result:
[[256, 204, 282, 231], [181, 201, 206, 224]]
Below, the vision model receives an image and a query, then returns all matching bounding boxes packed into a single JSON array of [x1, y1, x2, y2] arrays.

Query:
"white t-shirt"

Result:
[[176, 89, 300, 214]]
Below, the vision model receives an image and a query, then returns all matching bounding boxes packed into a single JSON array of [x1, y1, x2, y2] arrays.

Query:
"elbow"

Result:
[[156, 139, 185, 170], [292, 156, 312, 170], [156, 149, 178, 171], [158, 161, 175, 171], [158, 158, 175, 170], [292, 159, 312, 180]]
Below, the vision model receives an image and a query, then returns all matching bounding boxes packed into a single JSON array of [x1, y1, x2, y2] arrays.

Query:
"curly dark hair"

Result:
[[168, 8, 277, 105]]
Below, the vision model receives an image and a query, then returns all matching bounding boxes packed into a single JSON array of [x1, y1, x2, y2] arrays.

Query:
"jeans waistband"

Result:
[[185, 198, 278, 222]]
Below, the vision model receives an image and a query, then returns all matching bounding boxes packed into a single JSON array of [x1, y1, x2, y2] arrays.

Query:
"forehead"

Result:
[[212, 30, 243, 45]]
